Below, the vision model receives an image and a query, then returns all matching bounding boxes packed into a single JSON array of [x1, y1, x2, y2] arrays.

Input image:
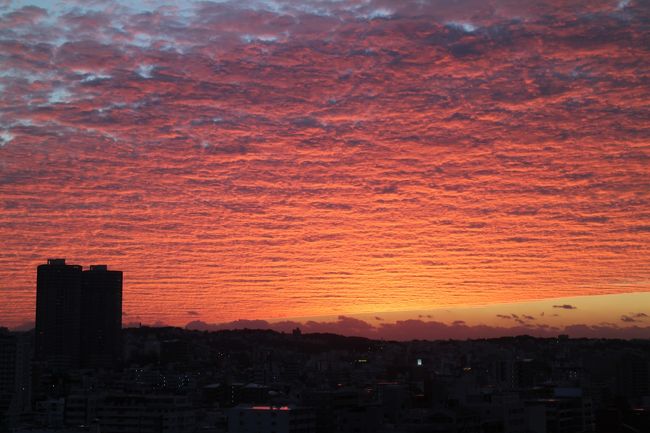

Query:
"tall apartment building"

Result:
[[35, 259, 82, 370], [81, 265, 123, 369], [34, 259, 122, 370]]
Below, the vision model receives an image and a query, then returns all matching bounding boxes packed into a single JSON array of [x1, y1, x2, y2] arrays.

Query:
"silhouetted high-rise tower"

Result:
[[35, 258, 82, 370], [81, 265, 123, 369], [35, 259, 123, 371]]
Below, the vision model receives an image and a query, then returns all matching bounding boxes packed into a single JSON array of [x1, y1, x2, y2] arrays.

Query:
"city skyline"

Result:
[[1, 0, 649, 337]]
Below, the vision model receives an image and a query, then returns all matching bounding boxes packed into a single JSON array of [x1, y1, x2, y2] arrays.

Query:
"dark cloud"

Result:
[[553, 304, 577, 310], [495, 313, 536, 323], [187, 311, 200, 316], [505, 237, 538, 243], [0, 5, 47, 28], [628, 226, 650, 233], [187, 316, 375, 336], [621, 313, 647, 323], [575, 215, 610, 224], [186, 316, 650, 340]]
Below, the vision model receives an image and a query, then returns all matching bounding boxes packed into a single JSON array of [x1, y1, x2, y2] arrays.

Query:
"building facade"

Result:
[[81, 265, 123, 369], [35, 259, 83, 370]]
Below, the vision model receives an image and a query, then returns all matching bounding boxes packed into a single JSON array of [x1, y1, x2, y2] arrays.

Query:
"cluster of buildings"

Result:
[[2, 258, 122, 431], [1, 259, 649, 433]]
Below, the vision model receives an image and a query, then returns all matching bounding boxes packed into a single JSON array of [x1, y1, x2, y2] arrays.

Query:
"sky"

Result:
[[0, 0, 649, 338]]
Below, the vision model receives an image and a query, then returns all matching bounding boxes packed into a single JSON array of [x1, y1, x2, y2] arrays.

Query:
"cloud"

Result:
[[187, 310, 200, 316], [496, 313, 535, 323], [186, 316, 650, 341], [366, 8, 393, 20], [1, 0, 649, 328], [136, 64, 155, 79], [446, 22, 477, 33], [0, 5, 47, 28], [0, 131, 13, 147], [621, 313, 647, 323], [187, 316, 375, 336], [574, 215, 610, 224], [123, 320, 170, 328], [553, 304, 577, 310]]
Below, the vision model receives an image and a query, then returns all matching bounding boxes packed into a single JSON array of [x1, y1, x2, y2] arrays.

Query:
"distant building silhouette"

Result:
[[35, 259, 82, 370], [66, 393, 195, 433], [0, 328, 32, 429], [81, 265, 123, 369]]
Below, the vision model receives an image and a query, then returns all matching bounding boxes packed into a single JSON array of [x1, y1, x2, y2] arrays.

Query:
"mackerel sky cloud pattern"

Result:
[[0, 0, 649, 327]]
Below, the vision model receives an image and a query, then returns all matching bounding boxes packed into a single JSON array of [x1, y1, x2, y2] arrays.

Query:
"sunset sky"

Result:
[[1, 0, 649, 338]]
